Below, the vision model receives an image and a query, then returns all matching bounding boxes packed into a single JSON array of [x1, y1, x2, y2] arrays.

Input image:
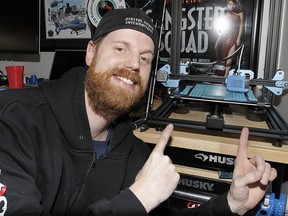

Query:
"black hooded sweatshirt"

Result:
[[0, 67, 235, 216]]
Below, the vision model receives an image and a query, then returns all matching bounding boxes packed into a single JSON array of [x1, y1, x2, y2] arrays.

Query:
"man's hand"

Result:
[[227, 127, 277, 215], [130, 124, 180, 212]]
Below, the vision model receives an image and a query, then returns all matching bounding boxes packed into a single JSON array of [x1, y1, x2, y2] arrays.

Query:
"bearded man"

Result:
[[0, 8, 276, 216]]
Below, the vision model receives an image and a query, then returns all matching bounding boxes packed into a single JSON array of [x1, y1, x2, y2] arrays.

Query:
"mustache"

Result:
[[110, 67, 142, 85]]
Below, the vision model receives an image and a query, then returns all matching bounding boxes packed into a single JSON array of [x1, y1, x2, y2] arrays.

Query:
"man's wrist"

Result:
[[227, 191, 247, 216], [129, 184, 158, 213]]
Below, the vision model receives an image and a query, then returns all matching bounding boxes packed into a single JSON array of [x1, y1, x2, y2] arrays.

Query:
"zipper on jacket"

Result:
[[67, 156, 98, 214], [90, 159, 98, 172]]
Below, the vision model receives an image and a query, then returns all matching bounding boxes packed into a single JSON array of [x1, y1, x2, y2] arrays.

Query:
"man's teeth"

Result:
[[117, 76, 134, 85]]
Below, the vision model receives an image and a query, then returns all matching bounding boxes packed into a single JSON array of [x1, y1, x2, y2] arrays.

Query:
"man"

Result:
[[0, 8, 276, 216]]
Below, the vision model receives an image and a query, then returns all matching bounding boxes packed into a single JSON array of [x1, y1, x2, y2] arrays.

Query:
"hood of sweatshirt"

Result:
[[39, 67, 135, 154]]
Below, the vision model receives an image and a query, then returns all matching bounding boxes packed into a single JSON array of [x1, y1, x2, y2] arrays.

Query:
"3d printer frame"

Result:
[[137, 0, 288, 147]]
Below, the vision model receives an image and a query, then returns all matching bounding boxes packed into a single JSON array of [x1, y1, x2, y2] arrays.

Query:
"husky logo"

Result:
[[179, 178, 214, 191], [195, 153, 209, 161], [195, 153, 234, 165]]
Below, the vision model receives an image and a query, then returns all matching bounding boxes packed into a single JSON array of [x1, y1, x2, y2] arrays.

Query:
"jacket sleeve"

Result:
[[0, 120, 51, 216], [87, 190, 239, 216], [87, 189, 147, 216]]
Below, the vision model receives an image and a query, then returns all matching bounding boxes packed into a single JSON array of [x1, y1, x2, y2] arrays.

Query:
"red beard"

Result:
[[85, 64, 147, 122]]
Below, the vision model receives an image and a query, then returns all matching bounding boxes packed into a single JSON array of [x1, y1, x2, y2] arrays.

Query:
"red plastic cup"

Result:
[[5, 66, 24, 89]]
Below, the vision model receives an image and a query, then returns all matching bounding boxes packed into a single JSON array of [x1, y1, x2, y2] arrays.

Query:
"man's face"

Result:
[[85, 29, 155, 122]]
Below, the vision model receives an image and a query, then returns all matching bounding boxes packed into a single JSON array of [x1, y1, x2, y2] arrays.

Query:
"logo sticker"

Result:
[[0, 169, 7, 216], [195, 153, 234, 165], [87, 0, 126, 27]]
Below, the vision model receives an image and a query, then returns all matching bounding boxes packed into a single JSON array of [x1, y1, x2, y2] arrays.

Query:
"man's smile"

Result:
[[116, 76, 135, 85]]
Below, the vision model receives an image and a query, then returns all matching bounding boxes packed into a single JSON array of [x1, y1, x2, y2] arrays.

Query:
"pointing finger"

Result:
[[153, 124, 174, 154], [236, 127, 249, 164]]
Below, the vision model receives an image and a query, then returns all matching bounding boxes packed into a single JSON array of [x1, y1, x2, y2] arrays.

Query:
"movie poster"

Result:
[[158, 0, 256, 76], [121, 0, 255, 76], [44, 0, 92, 39]]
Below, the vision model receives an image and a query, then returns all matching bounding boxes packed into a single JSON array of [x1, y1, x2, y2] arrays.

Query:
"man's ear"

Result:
[[85, 40, 95, 66]]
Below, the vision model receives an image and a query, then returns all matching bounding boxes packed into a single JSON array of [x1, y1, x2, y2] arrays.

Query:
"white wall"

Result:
[[0, 52, 55, 80]]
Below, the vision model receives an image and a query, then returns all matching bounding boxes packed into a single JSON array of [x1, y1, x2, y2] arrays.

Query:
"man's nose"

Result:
[[124, 54, 140, 72]]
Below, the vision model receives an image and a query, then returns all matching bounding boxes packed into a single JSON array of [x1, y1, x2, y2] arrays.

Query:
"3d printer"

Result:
[[134, 0, 288, 148], [129, 1, 288, 212]]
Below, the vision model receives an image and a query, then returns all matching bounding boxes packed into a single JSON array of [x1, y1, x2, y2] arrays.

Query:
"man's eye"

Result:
[[140, 56, 147, 61], [116, 47, 125, 52], [141, 56, 151, 64]]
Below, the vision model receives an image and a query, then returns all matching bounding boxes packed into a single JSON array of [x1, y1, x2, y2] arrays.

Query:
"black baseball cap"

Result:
[[92, 8, 158, 53]]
